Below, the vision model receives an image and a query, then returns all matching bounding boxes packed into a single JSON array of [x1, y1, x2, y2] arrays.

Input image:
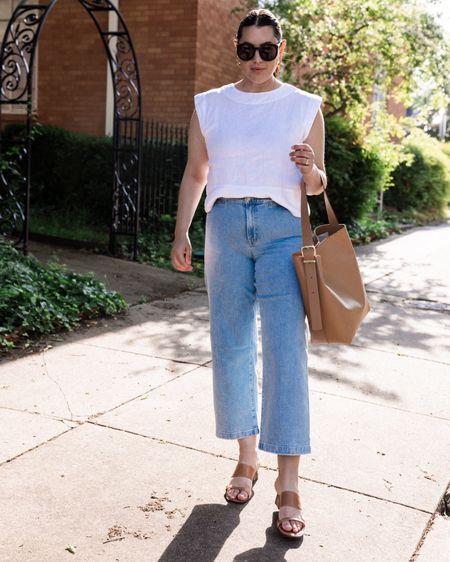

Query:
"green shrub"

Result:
[[134, 206, 206, 277], [2, 122, 190, 241], [309, 114, 384, 227], [29, 206, 108, 244], [347, 214, 403, 245], [440, 141, 450, 161], [0, 237, 127, 352], [2, 123, 113, 226], [384, 129, 450, 218]]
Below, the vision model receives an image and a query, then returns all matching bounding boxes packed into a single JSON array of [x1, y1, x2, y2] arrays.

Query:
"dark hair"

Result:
[[235, 9, 283, 76]]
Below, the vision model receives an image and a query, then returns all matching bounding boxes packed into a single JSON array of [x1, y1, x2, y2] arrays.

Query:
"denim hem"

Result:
[[216, 427, 260, 440], [258, 441, 311, 455]]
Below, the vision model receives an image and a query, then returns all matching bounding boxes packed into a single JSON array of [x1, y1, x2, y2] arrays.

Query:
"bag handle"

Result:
[[298, 174, 339, 332], [300, 176, 339, 247]]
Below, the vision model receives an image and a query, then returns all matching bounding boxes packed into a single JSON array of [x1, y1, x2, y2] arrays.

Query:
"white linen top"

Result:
[[194, 81, 322, 217]]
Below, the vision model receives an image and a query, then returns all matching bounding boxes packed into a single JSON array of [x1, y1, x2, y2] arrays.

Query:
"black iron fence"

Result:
[[140, 120, 188, 230], [2, 119, 205, 256], [137, 119, 206, 259]]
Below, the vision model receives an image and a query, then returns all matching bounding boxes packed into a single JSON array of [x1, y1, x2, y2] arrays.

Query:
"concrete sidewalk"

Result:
[[0, 224, 449, 561]]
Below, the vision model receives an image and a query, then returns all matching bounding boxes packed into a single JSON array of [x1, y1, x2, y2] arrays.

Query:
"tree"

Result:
[[259, 0, 450, 139], [245, 0, 450, 211]]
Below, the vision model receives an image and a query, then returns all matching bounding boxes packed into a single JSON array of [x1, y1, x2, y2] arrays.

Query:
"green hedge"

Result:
[[2, 123, 113, 226], [384, 132, 450, 218], [3, 118, 384, 231], [309, 114, 384, 227], [0, 237, 127, 352], [4, 119, 446, 242], [2, 122, 190, 235]]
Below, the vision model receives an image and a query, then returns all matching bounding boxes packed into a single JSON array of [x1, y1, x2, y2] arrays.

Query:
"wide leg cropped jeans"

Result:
[[204, 196, 311, 455]]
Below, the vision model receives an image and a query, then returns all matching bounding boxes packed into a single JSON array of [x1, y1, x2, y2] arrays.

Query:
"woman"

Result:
[[170, 8, 326, 539]]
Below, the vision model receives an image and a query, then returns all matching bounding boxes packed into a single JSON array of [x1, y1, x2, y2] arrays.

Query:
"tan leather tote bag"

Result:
[[292, 178, 370, 344]]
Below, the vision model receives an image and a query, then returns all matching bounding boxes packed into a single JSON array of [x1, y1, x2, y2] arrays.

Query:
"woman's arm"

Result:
[[290, 107, 327, 196], [170, 109, 209, 272]]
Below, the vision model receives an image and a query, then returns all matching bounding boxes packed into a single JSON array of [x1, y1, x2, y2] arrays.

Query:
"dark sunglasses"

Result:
[[236, 41, 280, 62]]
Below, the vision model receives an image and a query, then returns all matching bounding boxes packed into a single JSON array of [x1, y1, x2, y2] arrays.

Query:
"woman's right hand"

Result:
[[170, 233, 193, 272], [169, 109, 208, 274]]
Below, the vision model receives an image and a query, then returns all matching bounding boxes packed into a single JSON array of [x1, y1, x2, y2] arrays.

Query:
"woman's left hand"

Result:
[[290, 143, 315, 175]]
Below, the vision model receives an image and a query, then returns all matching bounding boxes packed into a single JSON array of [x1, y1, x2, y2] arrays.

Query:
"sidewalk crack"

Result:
[[0, 405, 78, 428], [86, 422, 435, 516], [409, 478, 450, 561], [40, 346, 74, 421], [367, 289, 450, 314]]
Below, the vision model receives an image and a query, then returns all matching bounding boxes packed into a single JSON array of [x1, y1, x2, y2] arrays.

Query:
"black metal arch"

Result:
[[0, 0, 143, 258]]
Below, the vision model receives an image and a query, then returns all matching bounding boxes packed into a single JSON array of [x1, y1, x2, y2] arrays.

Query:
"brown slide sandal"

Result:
[[274, 491, 306, 539], [224, 461, 259, 504]]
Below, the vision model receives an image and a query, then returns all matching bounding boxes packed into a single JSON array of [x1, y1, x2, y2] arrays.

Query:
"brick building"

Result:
[[1, 0, 404, 136], [0, 0, 245, 135]]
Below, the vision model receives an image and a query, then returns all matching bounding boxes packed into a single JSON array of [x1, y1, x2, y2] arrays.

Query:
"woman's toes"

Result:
[[281, 519, 301, 533], [237, 489, 249, 500], [227, 486, 248, 500]]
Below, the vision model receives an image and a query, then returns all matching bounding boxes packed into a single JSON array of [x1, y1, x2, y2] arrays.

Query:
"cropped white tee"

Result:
[[194, 82, 322, 217]]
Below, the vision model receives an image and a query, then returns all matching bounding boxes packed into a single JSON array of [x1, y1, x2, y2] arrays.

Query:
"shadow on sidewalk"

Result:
[[158, 502, 301, 562], [3, 225, 448, 410]]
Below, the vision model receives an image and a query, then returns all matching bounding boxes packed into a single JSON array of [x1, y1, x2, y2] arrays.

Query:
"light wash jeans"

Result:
[[204, 196, 311, 455]]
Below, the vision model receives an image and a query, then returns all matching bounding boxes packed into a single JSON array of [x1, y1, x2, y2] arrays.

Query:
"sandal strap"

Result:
[[226, 476, 252, 492], [279, 505, 305, 523], [232, 462, 257, 479], [279, 491, 301, 510]]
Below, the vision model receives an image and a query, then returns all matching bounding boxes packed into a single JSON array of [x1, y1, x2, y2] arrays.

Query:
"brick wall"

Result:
[[2, 0, 257, 134], [1, 2, 405, 135], [120, 0, 198, 126], [122, 0, 245, 125], [194, 0, 243, 96], [37, 0, 108, 135]]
